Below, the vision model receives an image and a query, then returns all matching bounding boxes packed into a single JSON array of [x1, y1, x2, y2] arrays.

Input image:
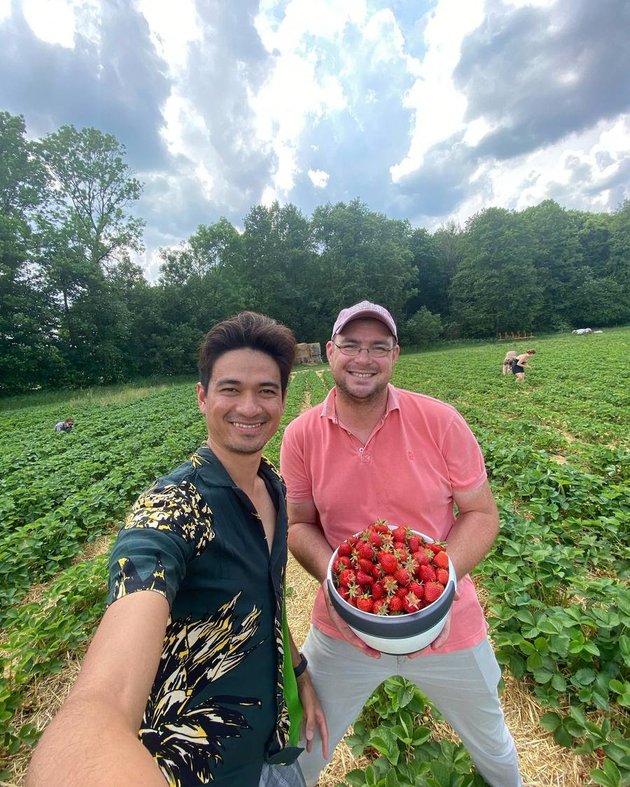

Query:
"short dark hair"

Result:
[[198, 311, 296, 394]]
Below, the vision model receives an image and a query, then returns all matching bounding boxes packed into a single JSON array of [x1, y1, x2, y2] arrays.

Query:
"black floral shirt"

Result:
[[107, 446, 295, 786]]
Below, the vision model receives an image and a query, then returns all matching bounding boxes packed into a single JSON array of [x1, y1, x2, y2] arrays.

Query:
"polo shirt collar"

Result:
[[322, 383, 401, 423]]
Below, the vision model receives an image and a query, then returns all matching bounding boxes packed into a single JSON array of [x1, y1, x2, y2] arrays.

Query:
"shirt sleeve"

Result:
[[279, 419, 312, 503], [107, 480, 215, 608], [441, 410, 488, 492]]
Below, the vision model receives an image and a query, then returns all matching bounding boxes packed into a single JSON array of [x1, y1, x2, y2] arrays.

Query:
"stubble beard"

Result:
[[335, 374, 389, 406]]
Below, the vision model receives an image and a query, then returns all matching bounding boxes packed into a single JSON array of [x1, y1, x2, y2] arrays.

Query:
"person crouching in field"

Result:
[[513, 349, 536, 382], [502, 351, 518, 375], [27, 311, 327, 787]]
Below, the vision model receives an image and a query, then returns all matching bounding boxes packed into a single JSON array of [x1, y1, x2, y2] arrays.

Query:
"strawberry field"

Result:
[[1, 329, 628, 785]]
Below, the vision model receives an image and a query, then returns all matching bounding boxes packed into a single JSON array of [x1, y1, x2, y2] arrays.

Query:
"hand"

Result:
[[296, 670, 329, 759], [322, 582, 381, 659]]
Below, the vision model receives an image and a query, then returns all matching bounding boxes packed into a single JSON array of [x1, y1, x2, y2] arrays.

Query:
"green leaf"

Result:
[[590, 759, 621, 787], [540, 712, 561, 732]]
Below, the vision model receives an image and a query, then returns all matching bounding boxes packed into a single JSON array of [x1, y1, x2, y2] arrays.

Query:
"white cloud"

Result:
[[391, 0, 485, 181], [135, 0, 201, 74], [308, 168, 329, 187], [22, 0, 76, 47]]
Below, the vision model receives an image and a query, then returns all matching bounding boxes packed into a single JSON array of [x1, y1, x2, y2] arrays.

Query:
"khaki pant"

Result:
[[298, 626, 522, 787]]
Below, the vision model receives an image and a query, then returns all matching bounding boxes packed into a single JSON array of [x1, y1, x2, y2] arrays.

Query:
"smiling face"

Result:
[[327, 318, 399, 404], [197, 348, 285, 460]]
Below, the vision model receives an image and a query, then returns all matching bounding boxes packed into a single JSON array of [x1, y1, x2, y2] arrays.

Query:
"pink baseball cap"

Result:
[[331, 300, 398, 340]]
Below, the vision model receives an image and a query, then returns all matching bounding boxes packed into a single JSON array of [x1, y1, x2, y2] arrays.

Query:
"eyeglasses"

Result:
[[333, 342, 396, 358]]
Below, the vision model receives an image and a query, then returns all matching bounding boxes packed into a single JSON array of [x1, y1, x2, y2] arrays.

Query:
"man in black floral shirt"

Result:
[[28, 312, 328, 787]]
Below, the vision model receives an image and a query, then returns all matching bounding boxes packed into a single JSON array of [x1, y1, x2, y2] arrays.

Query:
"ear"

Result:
[[325, 340, 335, 363], [392, 344, 401, 363], [196, 382, 207, 413]]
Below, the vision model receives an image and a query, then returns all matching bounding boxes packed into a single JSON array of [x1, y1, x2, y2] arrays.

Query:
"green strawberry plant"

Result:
[[338, 678, 487, 787]]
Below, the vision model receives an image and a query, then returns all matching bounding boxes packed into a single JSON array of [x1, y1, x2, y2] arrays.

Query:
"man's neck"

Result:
[[334, 387, 389, 434], [205, 440, 262, 496]]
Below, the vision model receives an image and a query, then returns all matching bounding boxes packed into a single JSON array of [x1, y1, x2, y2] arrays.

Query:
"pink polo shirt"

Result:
[[280, 384, 489, 654]]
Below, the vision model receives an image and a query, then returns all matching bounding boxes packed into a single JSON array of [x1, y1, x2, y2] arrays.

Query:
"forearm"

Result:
[[27, 690, 165, 786], [446, 509, 498, 580], [288, 522, 333, 584]]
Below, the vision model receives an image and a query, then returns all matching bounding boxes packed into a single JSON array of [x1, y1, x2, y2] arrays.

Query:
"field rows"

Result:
[[1, 330, 628, 784]]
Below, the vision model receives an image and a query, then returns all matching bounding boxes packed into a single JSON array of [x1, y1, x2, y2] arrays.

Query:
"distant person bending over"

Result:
[[502, 351, 518, 375], [280, 300, 522, 787], [54, 418, 74, 432], [28, 311, 327, 787], [513, 349, 536, 382]]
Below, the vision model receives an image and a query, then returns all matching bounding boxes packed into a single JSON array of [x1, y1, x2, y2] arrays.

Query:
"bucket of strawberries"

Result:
[[326, 519, 457, 654]]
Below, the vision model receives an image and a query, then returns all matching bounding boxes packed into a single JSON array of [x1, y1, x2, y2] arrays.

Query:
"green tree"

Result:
[[0, 113, 55, 393], [311, 200, 417, 338], [399, 306, 443, 347], [157, 217, 251, 374], [35, 125, 145, 384], [521, 200, 584, 329], [449, 208, 542, 337], [240, 202, 320, 340]]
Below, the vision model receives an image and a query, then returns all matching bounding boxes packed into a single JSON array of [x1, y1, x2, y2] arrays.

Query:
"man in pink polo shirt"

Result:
[[280, 301, 522, 787]]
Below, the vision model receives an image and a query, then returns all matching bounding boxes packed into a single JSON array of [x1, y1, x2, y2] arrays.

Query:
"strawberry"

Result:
[[412, 549, 430, 566], [359, 558, 374, 575], [407, 535, 420, 553], [424, 581, 444, 604], [402, 591, 422, 613], [372, 598, 388, 615], [372, 519, 390, 534], [428, 542, 444, 554], [357, 542, 375, 560], [333, 556, 351, 572], [337, 542, 352, 557], [338, 586, 351, 603], [378, 552, 398, 574], [372, 563, 384, 580], [382, 575, 399, 596], [338, 569, 356, 587], [433, 550, 449, 569], [436, 568, 449, 586], [388, 595, 403, 613], [356, 570, 374, 586], [402, 556, 418, 575], [418, 564, 437, 583], [357, 596, 374, 613], [368, 530, 383, 548], [408, 581, 424, 598], [392, 525, 408, 542], [394, 568, 410, 586], [371, 581, 385, 600], [393, 544, 410, 562]]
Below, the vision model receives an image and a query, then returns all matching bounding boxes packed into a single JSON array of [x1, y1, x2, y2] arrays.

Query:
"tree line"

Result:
[[2, 111, 629, 395]]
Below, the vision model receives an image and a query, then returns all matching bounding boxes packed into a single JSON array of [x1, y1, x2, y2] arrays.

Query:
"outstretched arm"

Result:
[[26, 591, 170, 787]]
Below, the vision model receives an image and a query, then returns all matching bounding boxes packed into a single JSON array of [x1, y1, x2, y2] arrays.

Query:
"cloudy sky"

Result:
[[1, 0, 629, 280]]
